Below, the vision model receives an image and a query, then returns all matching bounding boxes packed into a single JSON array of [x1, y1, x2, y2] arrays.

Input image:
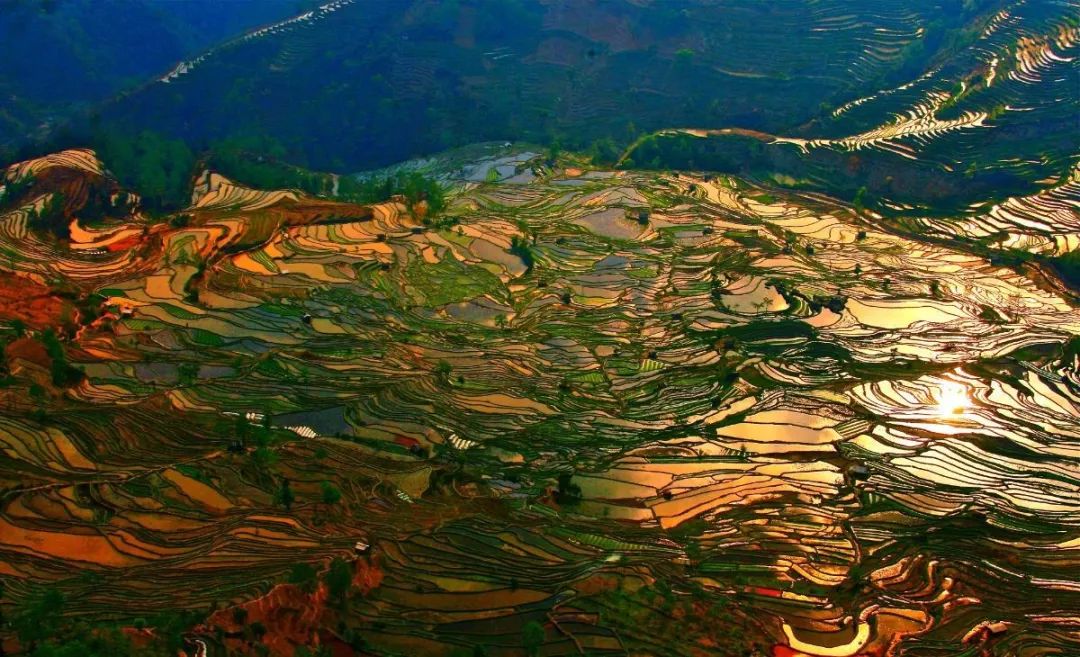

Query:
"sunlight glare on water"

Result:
[[937, 381, 970, 417]]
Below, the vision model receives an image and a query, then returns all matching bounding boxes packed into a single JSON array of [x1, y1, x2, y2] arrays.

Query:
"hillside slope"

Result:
[[91, 0, 1005, 171], [622, 0, 1080, 213], [0, 0, 300, 155]]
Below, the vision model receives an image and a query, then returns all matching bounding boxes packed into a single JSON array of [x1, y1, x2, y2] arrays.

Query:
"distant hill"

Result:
[[620, 0, 1079, 213], [0, 0, 299, 153], [87, 0, 1001, 172]]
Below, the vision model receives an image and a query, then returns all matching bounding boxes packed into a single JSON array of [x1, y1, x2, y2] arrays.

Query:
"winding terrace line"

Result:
[[616, 127, 777, 167]]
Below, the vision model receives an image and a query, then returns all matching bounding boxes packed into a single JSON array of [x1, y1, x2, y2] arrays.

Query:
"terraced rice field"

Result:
[[1, 146, 1079, 656], [624, 0, 1080, 244]]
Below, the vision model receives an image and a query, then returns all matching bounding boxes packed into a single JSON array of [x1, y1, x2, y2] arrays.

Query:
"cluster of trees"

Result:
[[82, 188, 132, 224], [624, 132, 760, 173], [522, 621, 546, 657], [276, 477, 295, 510], [554, 473, 582, 506], [41, 328, 83, 387], [20, 191, 69, 239], [3, 170, 128, 235], [320, 480, 341, 506], [625, 129, 1035, 211], [5, 585, 192, 656], [208, 147, 449, 218], [38, 192, 68, 238], [227, 413, 282, 469], [509, 235, 535, 270], [0, 172, 71, 239], [285, 557, 352, 606], [852, 186, 870, 213], [0, 319, 26, 387], [92, 130, 195, 213], [338, 171, 446, 215], [0, 341, 11, 387], [271, 472, 342, 513], [586, 137, 622, 167], [1050, 250, 1080, 289], [434, 359, 454, 382], [204, 135, 327, 195], [0, 172, 35, 207], [89, 129, 450, 220]]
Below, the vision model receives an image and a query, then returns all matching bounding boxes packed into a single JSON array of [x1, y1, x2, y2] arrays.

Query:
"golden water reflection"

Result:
[[937, 381, 970, 417]]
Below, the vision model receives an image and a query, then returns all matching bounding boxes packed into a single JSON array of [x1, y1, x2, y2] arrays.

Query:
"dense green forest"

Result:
[[92, 131, 195, 213], [80, 129, 446, 215], [77, 0, 1001, 172], [4, 584, 192, 657]]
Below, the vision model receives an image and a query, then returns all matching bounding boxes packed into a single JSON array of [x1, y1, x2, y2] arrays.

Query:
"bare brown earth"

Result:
[[201, 560, 385, 657], [0, 274, 73, 331]]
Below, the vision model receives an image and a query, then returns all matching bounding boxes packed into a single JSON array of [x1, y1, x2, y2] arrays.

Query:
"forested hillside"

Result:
[[0, 0, 299, 155], [87, 0, 1004, 171]]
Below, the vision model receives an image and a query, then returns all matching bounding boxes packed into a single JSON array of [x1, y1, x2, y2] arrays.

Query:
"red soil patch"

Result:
[[121, 627, 161, 651], [5, 337, 50, 368], [0, 273, 72, 330], [207, 583, 330, 656], [203, 558, 384, 657], [107, 233, 145, 252], [393, 435, 420, 449], [352, 556, 384, 594]]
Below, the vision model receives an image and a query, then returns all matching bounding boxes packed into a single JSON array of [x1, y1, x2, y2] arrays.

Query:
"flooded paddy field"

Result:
[[1, 147, 1079, 656]]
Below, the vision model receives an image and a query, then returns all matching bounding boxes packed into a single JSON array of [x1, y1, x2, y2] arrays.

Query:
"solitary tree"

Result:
[[434, 360, 453, 380], [177, 362, 198, 386], [324, 557, 352, 606], [522, 621, 546, 657], [39, 192, 68, 239], [277, 478, 295, 511], [555, 473, 582, 506], [288, 562, 319, 593], [41, 328, 82, 387], [853, 186, 869, 213], [321, 481, 342, 506], [235, 415, 251, 448]]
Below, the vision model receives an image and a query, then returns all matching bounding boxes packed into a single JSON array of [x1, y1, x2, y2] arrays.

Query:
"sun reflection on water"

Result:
[[937, 381, 970, 417]]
